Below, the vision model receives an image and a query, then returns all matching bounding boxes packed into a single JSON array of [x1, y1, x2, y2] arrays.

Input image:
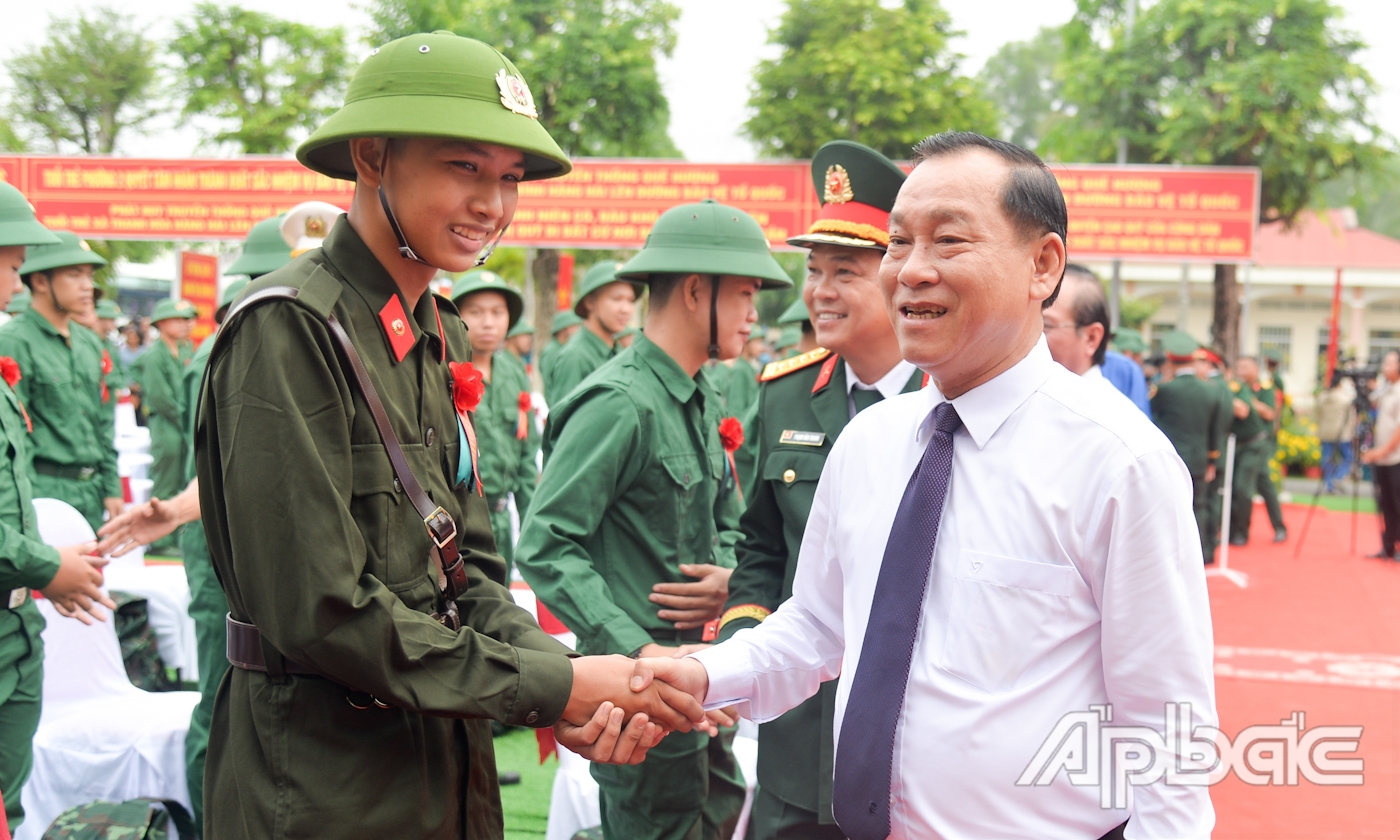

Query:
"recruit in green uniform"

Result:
[[1254, 349, 1288, 543], [0, 182, 115, 833], [717, 140, 918, 840], [1151, 332, 1227, 564], [0, 232, 123, 533], [1228, 355, 1279, 545], [538, 309, 582, 386], [132, 298, 196, 556], [543, 260, 635, 406], [450, 269, 539, 569], [195, 32, 706, 840], [505, 317, 535, 369], [94, 298, 126, 399]]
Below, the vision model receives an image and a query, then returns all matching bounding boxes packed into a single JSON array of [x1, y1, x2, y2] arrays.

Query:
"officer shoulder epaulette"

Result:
[[760, 347, 832, 382]]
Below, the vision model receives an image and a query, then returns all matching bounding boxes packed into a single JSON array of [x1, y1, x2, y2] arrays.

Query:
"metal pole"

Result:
[[172, 241, 184, 302], [1240, 262, 1253, 357], [1208, 433, 1249, 587], [1109, 0, 1138, 332]]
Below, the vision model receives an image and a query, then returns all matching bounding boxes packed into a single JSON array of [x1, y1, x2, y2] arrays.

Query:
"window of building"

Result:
[[1149, 322, 1175, 357], [1371, 330, 1400, 365], [1258, 325, 1291, 368]]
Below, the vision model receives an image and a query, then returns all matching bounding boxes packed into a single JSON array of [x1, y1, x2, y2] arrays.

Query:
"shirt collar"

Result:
[[918, 336, 1054, 450], [634, 335, 698, 404], [1083, 364, 1105, 382], [19, 308, 63, 339], [846, 359, 919, 401]]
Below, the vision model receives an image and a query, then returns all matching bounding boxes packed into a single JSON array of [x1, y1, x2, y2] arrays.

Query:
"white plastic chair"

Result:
[[16, 505, 199, 840]]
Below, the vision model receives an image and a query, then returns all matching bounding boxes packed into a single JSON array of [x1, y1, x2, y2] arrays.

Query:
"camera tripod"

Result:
[[1294, 383, 1380, 558]]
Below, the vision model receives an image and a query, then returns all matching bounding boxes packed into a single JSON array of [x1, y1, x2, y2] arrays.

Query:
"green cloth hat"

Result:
[[617, 200, 793, 290], [551, 309, 583, 336], [226, 215, 292, 278], [1111, 327, 1147, 354], [506, 319, 535, 338], [1158, 329, 1200, 361], [219, 278, 251, 313], [95, 299, 121, 319], [298, 32, 570, 182], [0, 183, 60, 248], [573, 260, 639, 318], [7, 289, 30, 315], [152, 298, 197, 324], [20, 231, 108, 276], [777, 298, 810, 325], [449, 269, 523, 329], [788, 140, 906, 251], [775, 326, 801, 349]]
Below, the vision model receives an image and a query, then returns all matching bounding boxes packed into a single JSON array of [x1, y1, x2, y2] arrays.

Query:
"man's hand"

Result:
[[1232, 398, 1250, 420], [630, 656, 713, 718], [636, 643, 711, 659], [650, 564, 732, 629], [97, 492, 194, 557], [40, 542, 116, 625], [554, 701, 665, 765], [1363, 447, 1387, 465], [565, 654, 708, 733], [103, 496, 126, 523]]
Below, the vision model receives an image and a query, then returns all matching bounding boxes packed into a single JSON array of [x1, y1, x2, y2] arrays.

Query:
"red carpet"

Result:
[[1210, 501, 1400, 837]]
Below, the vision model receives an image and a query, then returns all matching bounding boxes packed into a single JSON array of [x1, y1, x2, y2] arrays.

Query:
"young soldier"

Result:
[[1151, 331, 1226, 564], [0, 232, 123, 532], [450, 270, 539, 568], [131, 298, 195, 555], [505, 318, 535, 368], [539, 309, 582, 384], [517, 199, 792, 840], [0, 184, 115, 834], [715, 140, 916, 840], [94, 299, 125, 398], [543, 261, 635, 405], [1228, 355, 1279, 546], [195, 33, 704, 839]]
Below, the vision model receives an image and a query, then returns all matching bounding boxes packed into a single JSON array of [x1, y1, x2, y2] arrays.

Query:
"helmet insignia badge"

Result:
[[496, 69, 538, 120], [305, 216, 326, 237], [823, 164, 854, 205]]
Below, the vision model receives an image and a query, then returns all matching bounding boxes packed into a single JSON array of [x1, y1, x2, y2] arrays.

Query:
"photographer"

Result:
[[1362, 351, 1400, 560], [1317, 374, 1357, 494]]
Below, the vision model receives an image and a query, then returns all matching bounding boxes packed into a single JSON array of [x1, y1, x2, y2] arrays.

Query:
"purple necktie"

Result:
[[833, 401, 961, 840]]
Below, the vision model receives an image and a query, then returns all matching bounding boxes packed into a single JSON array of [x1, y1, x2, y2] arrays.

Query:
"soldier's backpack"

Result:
[[41, 798, 194, 840], [109, 591, 179, 692]]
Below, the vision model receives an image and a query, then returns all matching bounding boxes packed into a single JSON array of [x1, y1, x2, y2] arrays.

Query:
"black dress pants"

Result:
[[1375, 462, 1400, 555]]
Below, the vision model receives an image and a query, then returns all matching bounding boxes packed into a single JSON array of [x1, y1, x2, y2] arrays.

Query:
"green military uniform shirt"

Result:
[[102, 336, 126, 397], [473, 350, 539, 564], [1150, 373, 1223, 478], [543, 326, 614, 407], [196, 221, 574, 840], [132, 338, 194, 518], [718, 350, 922, 822], [517, 334, 743, 657], [537, 337, 565, 386], [0, 310, 120, 531]]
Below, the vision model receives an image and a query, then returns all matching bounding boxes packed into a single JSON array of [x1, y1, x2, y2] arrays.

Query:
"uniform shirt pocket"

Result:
[[940, 551, 1076, 694], [659, 451, 704, 544], [29, 356, 72, 415]]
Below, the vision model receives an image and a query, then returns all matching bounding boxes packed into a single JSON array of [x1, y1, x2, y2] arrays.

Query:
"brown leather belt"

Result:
[[226, 615, 320, 676]]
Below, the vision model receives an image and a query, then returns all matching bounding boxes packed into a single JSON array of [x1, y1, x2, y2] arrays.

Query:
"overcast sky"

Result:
[[6, 0, 1399, 161]]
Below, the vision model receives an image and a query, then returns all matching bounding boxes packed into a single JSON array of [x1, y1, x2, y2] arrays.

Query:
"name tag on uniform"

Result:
[[779, 430, 825, 447]]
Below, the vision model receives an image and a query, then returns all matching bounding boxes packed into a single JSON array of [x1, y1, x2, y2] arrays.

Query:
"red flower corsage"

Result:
[[0, 357, 20, 390], [448, 361, 484, 414], [99, 349, 113, 403], [516, 391, 532, 440], [719, 417, 745, 503]]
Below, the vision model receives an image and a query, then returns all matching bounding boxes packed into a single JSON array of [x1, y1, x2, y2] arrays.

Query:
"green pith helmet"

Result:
[[0, 183, 60, 248], [218, 278, 251, 315], [226, 215, 292, 278], [1111, 327, 1147, 354], [777, 298, 810, 325], [573, 260, 639, 318], [7, 288, 30, 315], [551, 309, 583, 336], [152, 298, 197, 324], [450, 269, 523, 329], [617, 200, 792, 290], [506, 319, 535, 338], [788, 139, 906, 251], [19, 231, 108, 277], [297, 32, 570, 182], [1159, 329, 1200, 361], [95, 299, 122, 320], [775, 326, 801, 350]]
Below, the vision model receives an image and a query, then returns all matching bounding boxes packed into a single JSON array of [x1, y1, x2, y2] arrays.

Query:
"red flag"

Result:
[[1325, 267, 1342, 386]]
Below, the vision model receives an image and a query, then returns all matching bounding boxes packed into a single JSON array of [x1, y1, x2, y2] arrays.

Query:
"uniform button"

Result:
[[426, 427, 436, 446], [525, 710, 540, 725], [683, 472, 691, 484], [393, 478, 402, 494], [782, 469, 796, 484]]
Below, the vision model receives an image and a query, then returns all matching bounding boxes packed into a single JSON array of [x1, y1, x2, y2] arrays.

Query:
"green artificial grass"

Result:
[[496, 727, 561, 840], [1288, 493, 1377, 514]]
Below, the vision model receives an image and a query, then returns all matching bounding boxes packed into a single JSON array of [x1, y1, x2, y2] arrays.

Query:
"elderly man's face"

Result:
[[880, 150, 1062, 389]]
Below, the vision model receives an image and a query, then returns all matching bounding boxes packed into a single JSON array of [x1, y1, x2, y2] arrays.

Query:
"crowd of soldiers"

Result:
[[0, 28, 1317, 840]]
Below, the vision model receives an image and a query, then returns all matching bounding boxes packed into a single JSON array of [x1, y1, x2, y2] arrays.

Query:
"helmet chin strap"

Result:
[[708, 274, 721, 361], [377, 145, 509, 269]]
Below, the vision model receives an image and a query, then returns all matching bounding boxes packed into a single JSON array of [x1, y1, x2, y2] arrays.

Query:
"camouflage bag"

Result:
[[109, 591, 179, 692], [41, 798, 194, 840]]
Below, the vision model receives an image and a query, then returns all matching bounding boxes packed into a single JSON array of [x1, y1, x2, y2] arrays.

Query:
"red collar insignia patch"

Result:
[[379, 295, 415, 363], [811, 354, 839, 393]]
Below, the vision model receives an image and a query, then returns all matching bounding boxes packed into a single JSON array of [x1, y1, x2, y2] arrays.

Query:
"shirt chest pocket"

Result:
[[659, 451, 705, 544], [762, 448, 823, 519], [349, 444, 424, 591], [29, 356, 74, 413], [940, 551, 1077, 694]]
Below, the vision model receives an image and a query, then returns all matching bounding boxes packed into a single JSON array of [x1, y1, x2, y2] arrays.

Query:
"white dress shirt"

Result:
[[695, 337, 1216, 840]]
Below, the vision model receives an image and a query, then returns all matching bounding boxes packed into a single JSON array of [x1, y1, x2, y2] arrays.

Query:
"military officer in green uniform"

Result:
[[543, 261, 635, 405], [1151, 331, 1226, 563], [517, 199, 792, 840], [450, 270, 539, 569], [1228, 355, 1279, 545], [0, 232, 123, 533], [131, 298, 196, 556], [1255, 348, 1288, 543], [0, 184, 115, 834], [195, 33, 705, 840], [716, 140, 916, 840], [539, 309, 582, 385]]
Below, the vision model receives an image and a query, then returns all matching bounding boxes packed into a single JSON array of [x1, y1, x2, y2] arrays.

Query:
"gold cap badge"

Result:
[[823, 164, 854, 205], [496, 69, 538, 119], [391, 318, 405, 336], [305, 216, 326, 238]]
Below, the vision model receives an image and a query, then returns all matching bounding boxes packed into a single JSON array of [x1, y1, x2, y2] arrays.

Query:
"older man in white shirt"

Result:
[[634, 133, 1216, 840]]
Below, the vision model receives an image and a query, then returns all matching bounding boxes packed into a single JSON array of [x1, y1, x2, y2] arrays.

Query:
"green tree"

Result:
[[171, 4, 353, 154], [978, 27, 1064, 152], [5, 8, 159, 154], [744, 0, 997, 159], [1046, 0, 1386, 364], [1320, 152, 1400, 241]]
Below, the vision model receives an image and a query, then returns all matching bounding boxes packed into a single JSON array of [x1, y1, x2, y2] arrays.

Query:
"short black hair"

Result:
[[646, 273, 693, 310], [910, 132, 1068, 309], [1062, 264, 1110, 367]]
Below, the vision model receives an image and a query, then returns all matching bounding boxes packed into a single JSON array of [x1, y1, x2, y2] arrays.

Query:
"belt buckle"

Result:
[[423, 506, 457, 549], [9, 588, 28, 609], [78, 467, 96, 482]]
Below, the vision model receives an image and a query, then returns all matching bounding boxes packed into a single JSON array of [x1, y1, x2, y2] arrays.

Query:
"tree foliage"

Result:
[[5, 8, 159, 154], [171, 4, 353, 154], [978, 27, 1063, 152], [365, 0, 681, 158], [744, 0, 997, 160]]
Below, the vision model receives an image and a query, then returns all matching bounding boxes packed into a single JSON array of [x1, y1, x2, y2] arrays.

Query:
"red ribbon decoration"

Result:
[[0, 357, 31, 432], [448, 361, 485, 414], [516, 391, 532, 440], [99, 348, 113, 403], [719, 416, 745, 504]]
